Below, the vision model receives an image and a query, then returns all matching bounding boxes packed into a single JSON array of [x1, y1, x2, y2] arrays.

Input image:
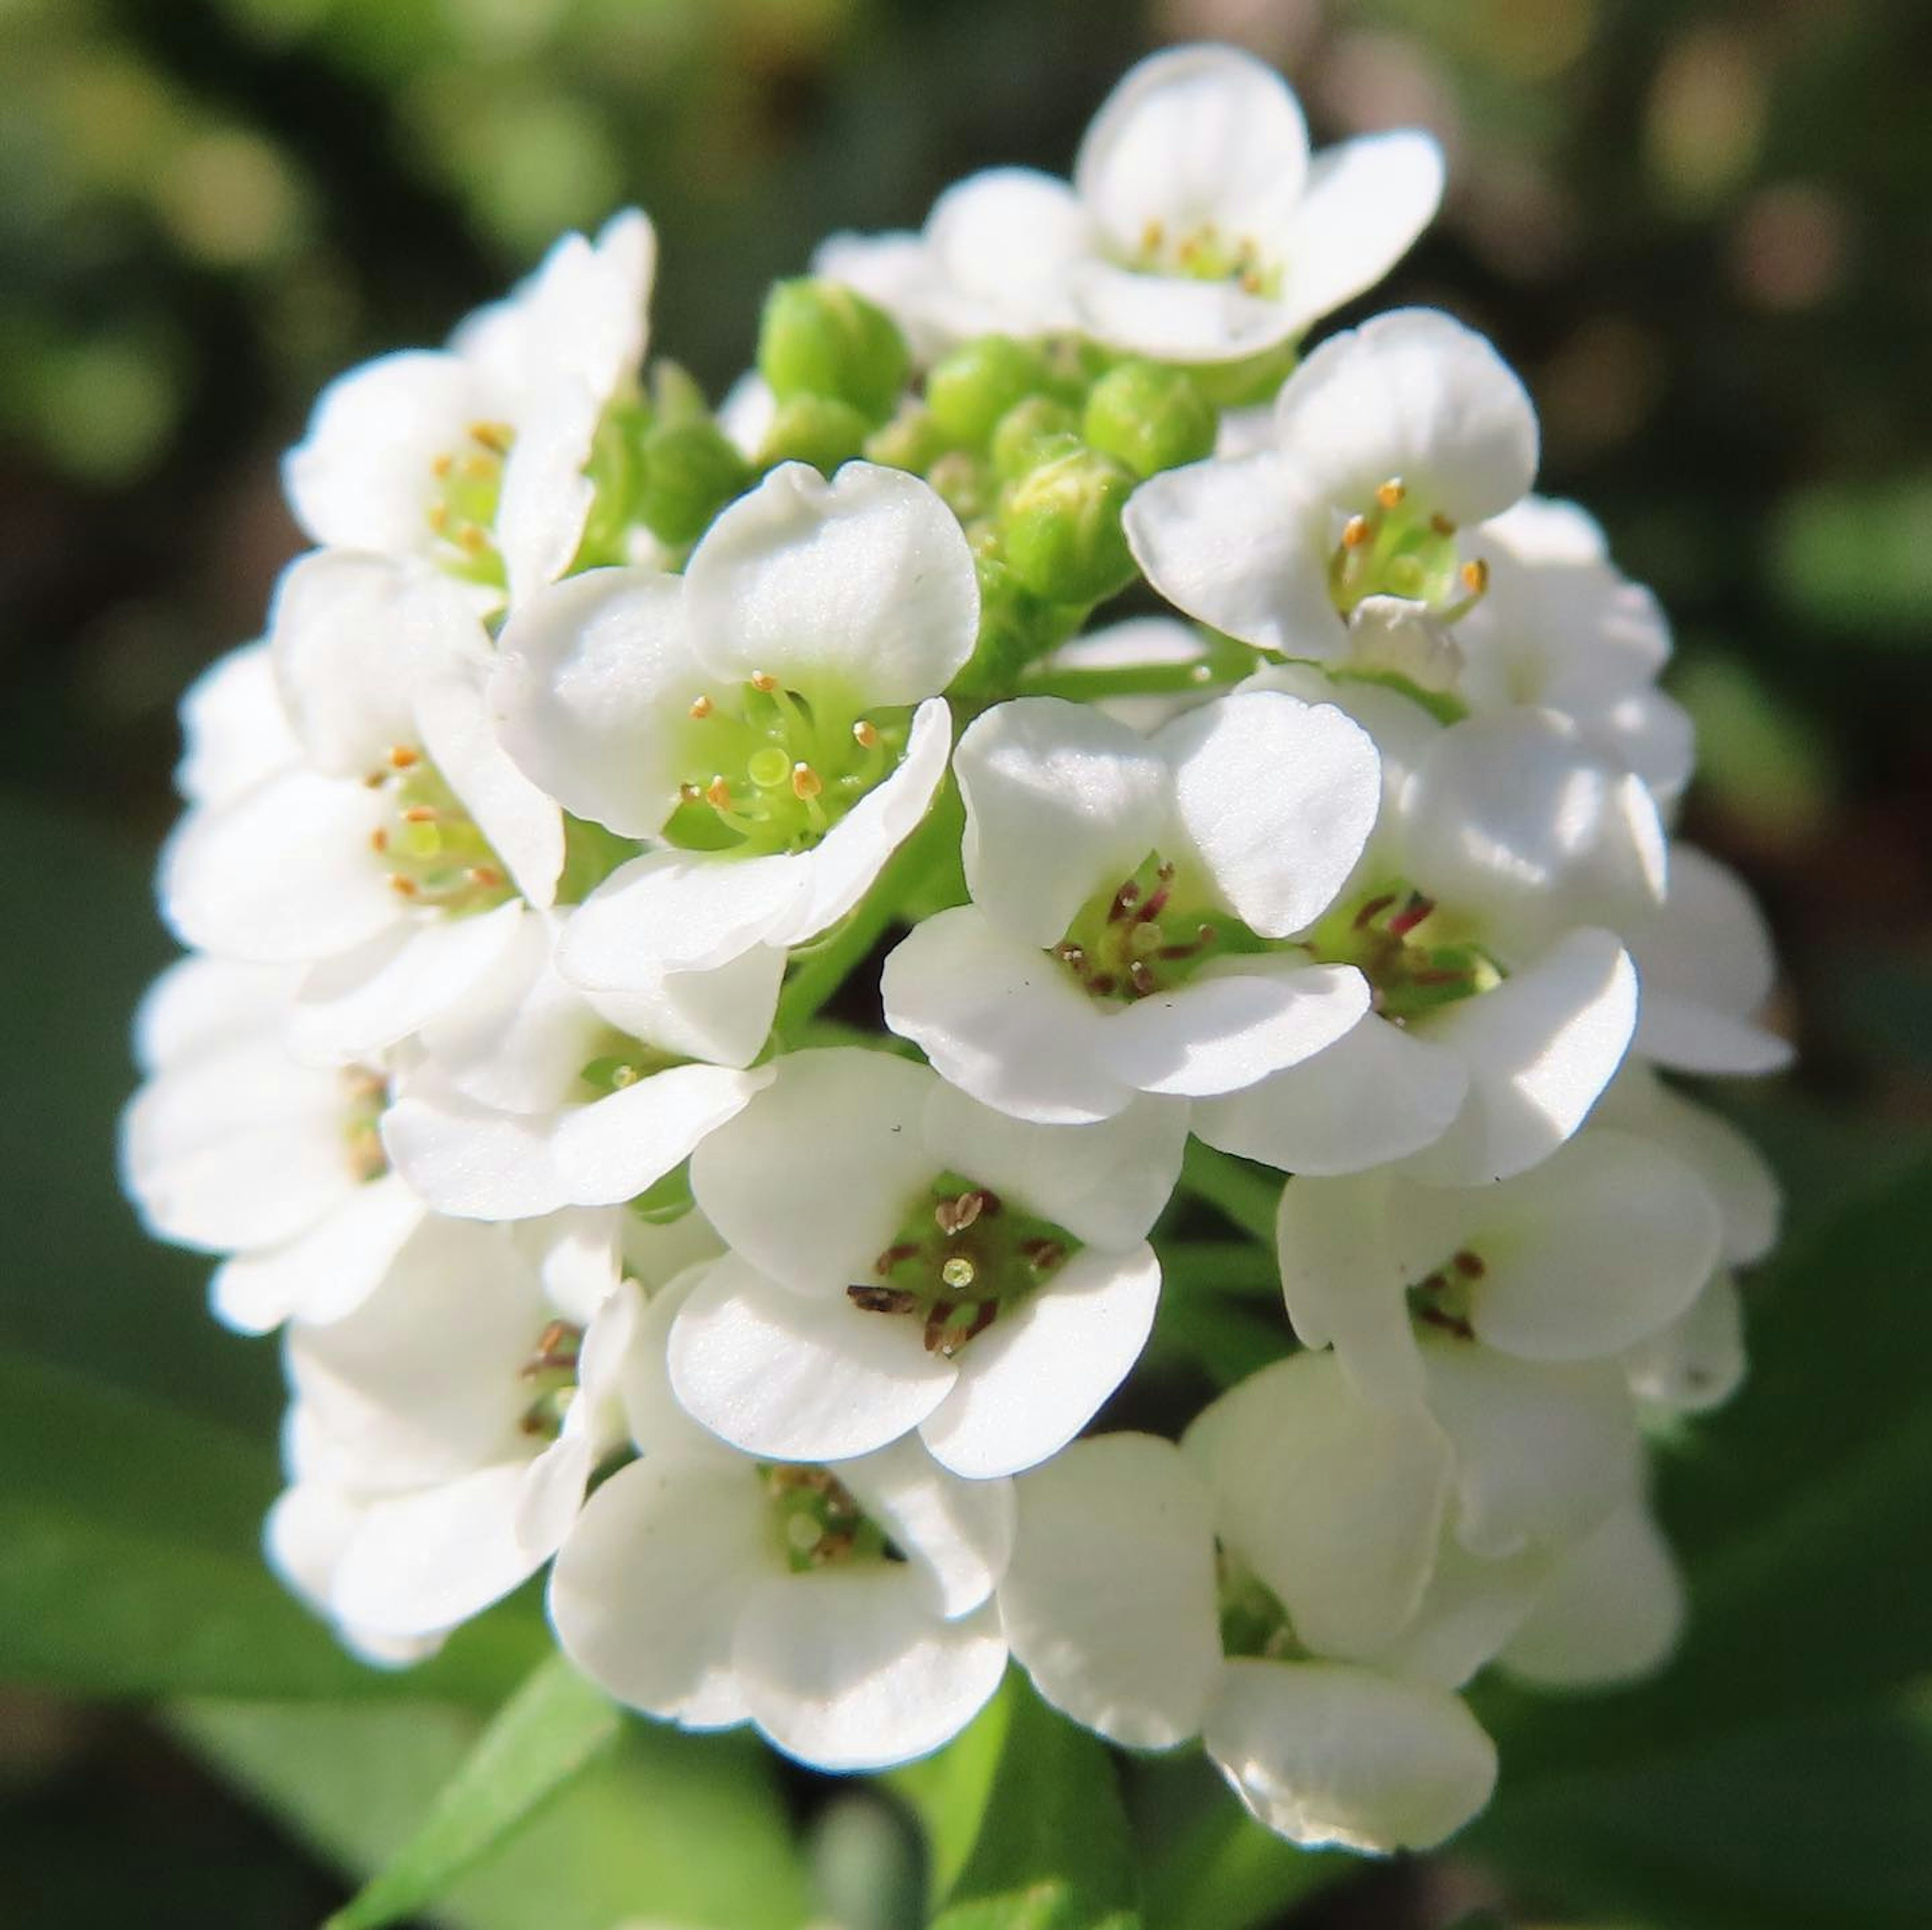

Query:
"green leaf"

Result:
[[1178, 1143, 1280, 1247], [176, 1696, 812, 1930], [0, 1348, 539, 1703], [894, 1674, 1141, 1929], [326, 1654, 621, 1928]]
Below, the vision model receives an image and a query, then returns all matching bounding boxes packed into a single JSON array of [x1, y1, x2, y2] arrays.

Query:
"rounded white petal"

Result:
[[176, 641, 301, 806], [1272, 309, 1539, 524], [668, 1257, 956, 1464], [549, 1452, 763, 1729], [1161, 691, 1381, 937], [1097, 960, 1370, 1100], [923, 168, 1092, 338], [551, 1062, 772, 1207], [1204, 1658, 1497, 1854], [560, 848, 807, 983], [491, 567, 699, 838], [1002, 1434, 1222, 1748], [690, 1048, 935, 1296], [1124, 455, 1339, 657], [381, 1073, 570, 1220], [919, 1245, 1162, 1479], [837, 1438, 1015, 1619], [955, 698, 1169, 946], [1070, 264, 1302, 363], [1401, 930, 1638, 1187], [133, 954, 301, 1075], [685, 462, 979, 707], [1270, 131, 1446, 336], [497, 375, 600, 608], [1193, 1012, 1468, 1178], [1500, 1498, 1685, 1688], [882, 906, 1131, 1125], [735, 1569, 1007, 1772], [1371, 1535, 1549, 1690], [1186, 1354, 1452, 1659], [1624, 1272, 1746, 1415], [265, 1483, 445, 1666], [586, 941, 783, 1073]]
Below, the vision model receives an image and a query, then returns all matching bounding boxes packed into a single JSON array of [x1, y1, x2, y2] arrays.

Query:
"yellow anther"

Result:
[[1375, 478, 1408, 510], [469, 421, 513, 454], [688, 694, 713, 719], [388, 745, 420, 770], [790, 762, 823, 801], [369, 828, 389, 853], [1430, 513, 1458, 536], [705, 777, 734, 810], [431, 454, 453, 478], [387, 874, 419, 897], [465, 865, 505, 889], [460, 455, 496, 480], [1239, 269, 1263, 295], [852, 719, 879, 749], [401, 805, 438, 823], [457, 524, 489, 556], [1142, 218, 1164, 252], [1460, 558, 1490, 596], [427, 503, 450, 532], [1341, 514, 1373, 550], [749, 670, 779, 693]]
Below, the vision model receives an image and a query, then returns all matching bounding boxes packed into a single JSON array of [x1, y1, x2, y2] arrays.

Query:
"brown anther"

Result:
[[1418, 1305, 1476, 1341], [1089, 973, 1117, 997], [847, 1284, 919, 1316], [1418, 1272, 1449, 1295], [790, 763, 823, 800], [1128, 959, 1159, 998], [933, 1190, 992, 1236], [387, 875, 419, 897], [852, 719, 879, 749], [1430, 513, 1457, 537], [1108, 880, 1142, 921], [431, 454, 454, 478], [678, 782, 703, 804], [1353, 891, 1397, 930], [1020, 1237, 1069, 1273], [469, 421, 513, 454], [1341, 514, 1373, 550], [873, 1241, 920, 1275], [1460, 558, 1490, 595], [466, 865, 505, 889], [1453, 1249, 1487, 1280], [1386, 893, 1436, 940], [522, 1318, 582, 1377], [1055, 943, 1087, 968], [1406, 968, 1465, 986], [705, 777, 734, 810], [1375, 478, 1408, 511], [925, 1301, 996, 1357], [749, 670, 779, 693], [688, 694, 714, 719]]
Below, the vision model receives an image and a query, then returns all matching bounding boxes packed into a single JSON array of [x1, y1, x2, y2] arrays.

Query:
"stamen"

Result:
[[465, 864, 504, 889], [1375, 477, 1408, 510], [401, 805, 437, 823], [688, 694, 713, 719], [431, 454, 454, 479], [388, 746, 420, 770], [427, 502, 450, 533], [468, 421, 513, 454], [1386, 892, 1436, 940], [1453, 1249, 1487, 1280], [848, 1283, 919, 1315], [851, 719, 879, 749], [1430, 513, 1457, 536], [1353, 892, 1396, 930], [874, 1242, 920, 1274], [387, 875, 419, 897], [1341, 514, 1373, 550], [1459, 558, 1490, 596], [1418, 1304, 1476, 1340], [790, 763, 823, 801], [456, 523, 490, 556], [369, 828, 389, 853], [705, 777, 734, 811], [749, 670, 779, 694], [1128, 959, 1158, 997]]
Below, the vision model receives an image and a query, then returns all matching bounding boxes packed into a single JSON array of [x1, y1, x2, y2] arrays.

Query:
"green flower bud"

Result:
[[999, 447, 1138, 604], [1082, 359, 1217, 478], [925, 335, 1056, 449], [636, 418, 751, 545], [989, 396, 1082, 480], [951, 544, 1089, 697], [927, 449, 994, 523], [758, 395, 874, 475], [864, 401, 946, 473], [757, 279, 910, 425]]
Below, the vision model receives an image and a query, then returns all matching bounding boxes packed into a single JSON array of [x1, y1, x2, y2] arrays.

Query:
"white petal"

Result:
[[882, 907, 1131, 1125], [1401, 930, 1638, 1186], [1500, 1498, 1684, 1688], [837, 1437, 1015, 1619], [955, 698, 1169, 946], [176, 641, 301, 806], [685, 462, 978, 708], [1204, 1659, 1497, 1853], [920, 1245, 1162, 1479], [551, 1062, 772, 1207], [586, 941, 784, 1072], [497, 375, 600, 608], [1074, 44, 1309, 257], [669, 1257, 955, 1464], [548, 1452, 763, 1728], [735, 1568, 1007, 1772], [1371, 1535, 1549, 1690], [924, 168, 1091, 337], [1270, 131, 1445, 335], [266, 1483, 447, 1665], [1272, 309, 1538, 524], [1070, 264, 1301, 363], [211, 1172, 426, 1333], [1161, 691, 1381, 937], [1624, 1272, 1746, 1415], [329, 1461, 543, 1639], [1002, 1434, 1222, 1748], [133, 954, 300, 1074], [921, 1084, 1188, 1249], [1097, 960, 1370, 1099], [1185, 1353, 1452, 1659], [1193, 1013, 1468, 1178], [561, 848, 806, 983], [289, 900, 529, 1063], [161, 772, 396, 963], [1124, 455, 1338, 657], [381, 1071, 570, 1220], [1420, 1341, 1639, 1558], [690, 1047, 935, 1296], [491, 567, 698, 838]]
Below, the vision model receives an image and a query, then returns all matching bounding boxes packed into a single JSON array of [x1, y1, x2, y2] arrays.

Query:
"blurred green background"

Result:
[[3, 0, 1930, 1924]]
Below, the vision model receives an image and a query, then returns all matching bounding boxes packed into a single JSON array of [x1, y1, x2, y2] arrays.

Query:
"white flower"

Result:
[[284, 210, 656, 608], [380, 908, 775, 1221], [162, 553, 564, 1062], [1275, 1126, 1725, 1411], [1191, 697, 1656, 1184], [875, 46, 1441, 364], [274, 1214, 640, 1643], [999, 1430, 1497, 1855], [493, 461, 978, 992], [666, 1047, 1183, 1479], [174, 641, 302, 807], [1125, 308, 1538, 657], [882, 691, 1382, 1125], [121, 954, 426, 1332]]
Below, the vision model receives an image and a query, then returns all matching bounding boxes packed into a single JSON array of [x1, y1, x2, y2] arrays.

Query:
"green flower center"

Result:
[[764, 1465, 902, 1573], [368, 746, 518, 916], [1304, 881, 1502, 1024], [426, 420, 511, 590], [661, 679, 913, 859], [1053, 852, 1256, 1003], [1405, 1246, 1487, 1344], [516, 1317, 585, 1443], [845, 1172, 1080, 1359], [1327, 478, 1492, 621], [1131, 218, 1282, 298]]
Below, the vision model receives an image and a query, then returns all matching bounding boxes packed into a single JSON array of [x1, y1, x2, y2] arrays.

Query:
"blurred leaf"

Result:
[[177, 1696, 812, 1930], [0, 1348, 539, 1704], [894, 1673, 1141, 1929], [327, 1654, 621, 1929], [1770, 472, 1932, 639], [1669, 649, 1833, 843], [1136, 1774, 1343, 1930]]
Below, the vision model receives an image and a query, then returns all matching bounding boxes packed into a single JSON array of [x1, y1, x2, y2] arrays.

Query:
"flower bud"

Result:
[[636, 418, 752, 545], [758, 395, 874, 475], [999, 447, 1138, 604], [990, 396, 1082, 481], [864, 401, 946, 473], [757, 278, 911, 425], [926, 336, 1058, 449], [1082, 359, 1217, 478]]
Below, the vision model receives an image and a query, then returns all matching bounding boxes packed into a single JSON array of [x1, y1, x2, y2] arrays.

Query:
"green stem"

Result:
[[1157, 1239, 1280, 1299], [1019, 662, 1241, 702], [1180, 1141, 1283, 1247]]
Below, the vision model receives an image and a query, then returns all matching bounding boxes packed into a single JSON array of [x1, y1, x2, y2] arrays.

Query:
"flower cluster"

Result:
[[124, 44, 1789, 1852]]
